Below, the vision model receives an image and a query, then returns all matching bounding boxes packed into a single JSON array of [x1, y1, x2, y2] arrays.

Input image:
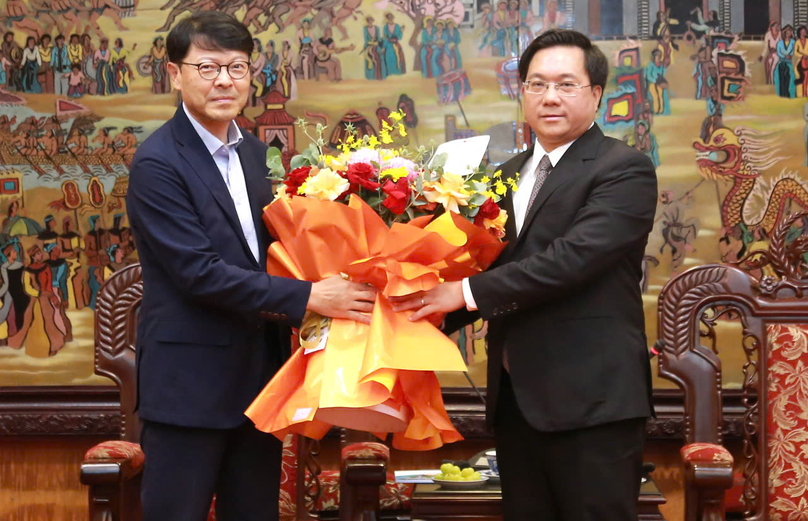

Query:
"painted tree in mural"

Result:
[[374, 0, 464, 71]]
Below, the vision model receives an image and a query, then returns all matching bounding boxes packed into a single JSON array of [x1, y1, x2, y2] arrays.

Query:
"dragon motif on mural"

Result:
[[694, 127, 808, 247]]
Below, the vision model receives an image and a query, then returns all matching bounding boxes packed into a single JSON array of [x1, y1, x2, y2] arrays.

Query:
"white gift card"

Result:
[[428, 135, 491, 177]]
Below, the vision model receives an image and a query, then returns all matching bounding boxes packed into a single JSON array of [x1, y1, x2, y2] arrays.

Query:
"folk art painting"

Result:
[[0, 0, 806, 390]]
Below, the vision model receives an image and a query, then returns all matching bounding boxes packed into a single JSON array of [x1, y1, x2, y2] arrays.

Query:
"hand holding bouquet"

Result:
[[245, 111, 515, 450]]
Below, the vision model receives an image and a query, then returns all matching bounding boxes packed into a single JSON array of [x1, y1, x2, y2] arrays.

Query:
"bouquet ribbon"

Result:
[[245, 194, 505, 450]]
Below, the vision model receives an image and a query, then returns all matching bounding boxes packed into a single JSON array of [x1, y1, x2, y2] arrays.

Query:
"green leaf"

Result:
[[469, 193, 488, 206], [430, 152, 448, 169], [302, 143, 320, 165], [266, 147, 285, 177], [290, 155, 309, 171], [365, 195, 384, 208], [415, 174, 423, 193]]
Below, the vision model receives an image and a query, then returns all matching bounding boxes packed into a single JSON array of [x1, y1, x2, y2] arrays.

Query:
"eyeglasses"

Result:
[[178, 61, 250, 80], [523, 81, 592, 97]]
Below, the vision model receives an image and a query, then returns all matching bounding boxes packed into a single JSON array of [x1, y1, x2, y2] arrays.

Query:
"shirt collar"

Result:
[[182, 102, 243, 156], [533, 122, 594, 168]]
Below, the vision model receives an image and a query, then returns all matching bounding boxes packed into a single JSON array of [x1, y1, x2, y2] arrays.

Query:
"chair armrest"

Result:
[[680, 443, 734, 521], [341, 441, 389, 486], [81, 440, 145, 485]]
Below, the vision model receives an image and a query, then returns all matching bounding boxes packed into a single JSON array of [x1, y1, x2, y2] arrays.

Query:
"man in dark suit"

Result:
[[126, 12, 375, 521], [394, 30, 657, 521]]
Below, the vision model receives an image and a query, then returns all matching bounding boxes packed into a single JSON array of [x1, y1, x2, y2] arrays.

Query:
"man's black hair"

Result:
[[518, 29, 609, 94], [166, 12, 253, 64]]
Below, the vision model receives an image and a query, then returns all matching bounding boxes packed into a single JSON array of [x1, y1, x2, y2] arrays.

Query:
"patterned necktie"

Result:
[[525, 154, 553, 216]]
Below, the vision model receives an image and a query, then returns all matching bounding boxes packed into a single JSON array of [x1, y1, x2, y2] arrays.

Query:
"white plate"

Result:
[[432, 475, 489, 489]]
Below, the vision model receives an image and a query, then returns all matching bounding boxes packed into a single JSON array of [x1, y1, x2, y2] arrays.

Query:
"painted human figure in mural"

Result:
[[794, 26, 808, 98], [45, 242, 72, 343], [249, 38, 268, 104], [24, 244, 67, 357], [2, 32, 22, 91], [67, 33, 82, 65], [21, 36, 43, 94], [58, 216, 86, 310], [147, 36, 170, 94], [0, 48, 8, 89], [92, 128, 117, 154], [87, 0, 128, 36], [776, 25, 796, 98], [645, 49, 669, 115], [83, 214, 109, 310], [691, 42, 717, 100], [94, 38, 114, 95], [37, 34, 54, 94], [542, 0, 565, 31], [506, 0, 519, 56], [382, 12, 406, 75], [363, 15, 386, 80], [443, 18, 461, 71], [760, 21, 780, 85], [314, 27, 353, 82], [50, 0, 83, 38], [262, 40, 279, 91], [634, 119, 659, 167], [30, 0, 62, 38], [652, 9, 677, 38], [277, 40, 297, 99], [686, 7, 719, 39], [110, 38, 135, 94], [65, 63, 86, 97], [66, 126, 90, 154], [658, 191, 699, 272], [0, 241, 30, 349], [52, 34, 71, 96], [113, 126, 139, 154], [5, 0, 41, 39], [517, 0, 533, 53], [477, 3, 496, 55], [296, 18, 315, 80], [655, 28, 678, 68], [699, 84, 723, 143], [419, 17, 439, 78], [491, 1, 508, 56]]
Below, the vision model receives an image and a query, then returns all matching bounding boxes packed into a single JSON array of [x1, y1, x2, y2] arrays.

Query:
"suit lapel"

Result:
[[239, 140, 272, 269], [171, 108, 257, 265], [512, 125, 604, 252]]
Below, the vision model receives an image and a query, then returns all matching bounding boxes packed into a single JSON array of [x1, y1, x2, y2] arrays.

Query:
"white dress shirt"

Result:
[[183, 103, 260, 263], [461, 129, 589, 310]]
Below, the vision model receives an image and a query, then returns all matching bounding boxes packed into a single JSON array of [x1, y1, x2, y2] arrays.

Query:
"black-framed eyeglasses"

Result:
[[178, 60, 251, 80], [523, 80, 592, 97]]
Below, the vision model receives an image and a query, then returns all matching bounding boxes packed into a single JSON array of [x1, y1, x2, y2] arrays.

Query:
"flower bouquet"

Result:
[[245, 111, 515, 450]]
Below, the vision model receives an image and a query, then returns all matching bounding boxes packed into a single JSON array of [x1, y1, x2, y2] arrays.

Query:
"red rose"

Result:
[[346, 162, 380, 191], [284, 166, 312, 195], [474, 198, 501, 226], [381, 178, 411, 215]]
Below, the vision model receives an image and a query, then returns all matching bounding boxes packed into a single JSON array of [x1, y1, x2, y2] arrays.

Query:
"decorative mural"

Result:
[[0, 0, 806, 389]]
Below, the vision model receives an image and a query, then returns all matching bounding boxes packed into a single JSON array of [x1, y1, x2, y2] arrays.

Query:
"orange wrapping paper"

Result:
[[245, 195, 505, 450]]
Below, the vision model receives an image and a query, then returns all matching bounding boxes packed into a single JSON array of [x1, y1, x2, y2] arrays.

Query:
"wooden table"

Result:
[[411, 476, 666, 521]]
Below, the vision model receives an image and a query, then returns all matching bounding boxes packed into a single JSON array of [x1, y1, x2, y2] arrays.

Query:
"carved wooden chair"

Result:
[[655, 213, 808, 521], [80, 263, 413, 521]]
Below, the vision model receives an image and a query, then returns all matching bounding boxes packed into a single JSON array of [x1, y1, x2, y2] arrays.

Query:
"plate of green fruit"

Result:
[[432, 463, 489, 489]]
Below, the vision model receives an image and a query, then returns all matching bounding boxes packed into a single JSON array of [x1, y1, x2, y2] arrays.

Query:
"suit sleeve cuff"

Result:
[[462, 277, 478, 311]]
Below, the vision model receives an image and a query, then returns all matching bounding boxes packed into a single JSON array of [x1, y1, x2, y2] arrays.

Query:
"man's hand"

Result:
[[389, 281, 465, 322], [307, 275, 377, 324]]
